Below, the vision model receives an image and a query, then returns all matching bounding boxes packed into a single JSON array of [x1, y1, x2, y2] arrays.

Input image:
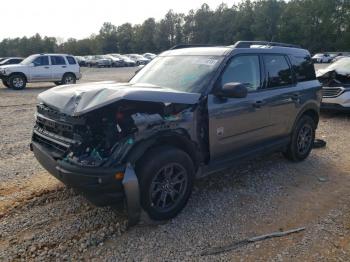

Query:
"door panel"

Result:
[[50, 56, 67, 81], [208, 93, 271, 159], [207, 54, 271, 160], [29, 56, 51, 81], [261, 54, 299, 137]]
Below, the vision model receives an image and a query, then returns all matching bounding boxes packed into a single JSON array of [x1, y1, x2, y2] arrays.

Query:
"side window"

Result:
[[263, 55, 292, 88], [221, 55, 261, 92], [291, 56, 316, 82], [51, 56, 66, 65], [66, 56, 77, 65], [33, 56, 49, 66]]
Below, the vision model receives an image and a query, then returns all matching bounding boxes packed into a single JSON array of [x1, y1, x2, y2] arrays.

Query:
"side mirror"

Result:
[[216, 82, 248, 98]]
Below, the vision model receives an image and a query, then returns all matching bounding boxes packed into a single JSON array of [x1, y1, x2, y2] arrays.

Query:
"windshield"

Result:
[[130, 55, 223, 93], [20, 55, 38, 65]]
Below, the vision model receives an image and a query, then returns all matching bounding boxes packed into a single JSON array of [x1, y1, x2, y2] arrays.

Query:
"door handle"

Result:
[[44, 66, 50, 69], [253, 100, 266, 108], [62, 66, 67, 68], [291, 93, 301, 101]]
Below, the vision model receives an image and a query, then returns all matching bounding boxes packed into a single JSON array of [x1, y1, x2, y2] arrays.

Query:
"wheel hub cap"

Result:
[[150, 163, 188, 212]]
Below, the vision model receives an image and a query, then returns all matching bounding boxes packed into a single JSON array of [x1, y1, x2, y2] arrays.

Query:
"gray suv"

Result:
[[31, 41, 321, 225]]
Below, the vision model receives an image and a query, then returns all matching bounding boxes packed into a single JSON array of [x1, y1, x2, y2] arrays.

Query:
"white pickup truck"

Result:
[[0, 54, 82, 90]]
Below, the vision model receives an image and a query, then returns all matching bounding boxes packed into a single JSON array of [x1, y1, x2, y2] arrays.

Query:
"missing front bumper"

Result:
[[31, 141, 141, 226]]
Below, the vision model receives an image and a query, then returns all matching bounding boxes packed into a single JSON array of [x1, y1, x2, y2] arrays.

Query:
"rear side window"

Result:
[[263, 55, 292, 88], [66, 56, 77, 65], [291, 56, 316, 82], [51, 56, 66, 65], [33, 56, 49, 66]]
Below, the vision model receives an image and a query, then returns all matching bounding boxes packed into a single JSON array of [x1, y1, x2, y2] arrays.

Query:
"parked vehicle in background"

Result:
[[312, 53, 333, 63], [108, 54, 136, 67], [143, 53, 157, 60], [86, 55, 112, 68], [0, 57, 9, 63], [75, 56, 87, 67], [125, 54, 150, 65], [317, 57, 350, 111], [104, 55, 124, 67], [0, 57, 23, 65], [31, 41, 321, 224], [0, 54, 81, 90]]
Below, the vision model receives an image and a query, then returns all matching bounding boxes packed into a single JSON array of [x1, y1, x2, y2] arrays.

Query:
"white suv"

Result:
[[0, 54, 82, 90]]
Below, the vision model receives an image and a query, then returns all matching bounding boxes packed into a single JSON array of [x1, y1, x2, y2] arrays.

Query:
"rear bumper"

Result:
[[76, 72, 82, 80]]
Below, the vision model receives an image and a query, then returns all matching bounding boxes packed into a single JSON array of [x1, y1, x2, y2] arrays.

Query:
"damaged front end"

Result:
[[317, 58, 350, 110], [31, 84, 200, 225]]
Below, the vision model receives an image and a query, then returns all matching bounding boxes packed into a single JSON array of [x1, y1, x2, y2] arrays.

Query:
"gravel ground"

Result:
[[1, 65, 350, 261]]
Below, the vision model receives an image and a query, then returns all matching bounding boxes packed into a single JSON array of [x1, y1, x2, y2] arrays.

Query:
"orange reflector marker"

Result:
[[115, 172, 124, 180]]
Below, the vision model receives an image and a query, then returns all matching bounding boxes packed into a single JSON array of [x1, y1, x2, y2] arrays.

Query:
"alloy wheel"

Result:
[[149, 163, 188, 213]]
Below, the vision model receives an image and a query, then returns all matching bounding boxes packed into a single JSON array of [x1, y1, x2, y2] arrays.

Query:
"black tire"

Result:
[[284, 115, 316, 162], [136, 146, 195, 220], [8, 74, 26, 90], [2, 80, 10, 88], [61, 73, 76, 85]]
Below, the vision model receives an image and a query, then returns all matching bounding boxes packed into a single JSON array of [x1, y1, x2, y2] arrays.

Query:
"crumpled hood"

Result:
[[38, 81, 200, 116], [316, 58, 350, 78], [0, 64, 26, 70]]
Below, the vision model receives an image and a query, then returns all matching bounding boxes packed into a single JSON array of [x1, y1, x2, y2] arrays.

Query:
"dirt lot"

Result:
[[1, 65, 350, 261]]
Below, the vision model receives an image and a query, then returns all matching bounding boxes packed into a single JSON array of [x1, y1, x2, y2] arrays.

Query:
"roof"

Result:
[[161, 41, 310, 57], [36, 53, 73, 56], [161, 47, 232, 56]]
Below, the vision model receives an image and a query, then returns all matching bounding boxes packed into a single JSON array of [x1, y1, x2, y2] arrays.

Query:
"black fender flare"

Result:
[[292, 102, 320, 132], [122, 129, 200, 171]]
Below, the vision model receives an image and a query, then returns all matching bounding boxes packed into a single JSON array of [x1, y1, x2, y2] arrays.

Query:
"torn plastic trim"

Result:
[[122, 163, 141, 226]]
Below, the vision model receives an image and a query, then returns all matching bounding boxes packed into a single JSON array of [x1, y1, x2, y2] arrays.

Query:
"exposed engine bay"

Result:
[[317, 58, 350, 87], [33, 100, 202, 168]]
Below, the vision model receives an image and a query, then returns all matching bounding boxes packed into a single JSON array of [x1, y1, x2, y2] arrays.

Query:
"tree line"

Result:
[[0, 0, 349, 57]]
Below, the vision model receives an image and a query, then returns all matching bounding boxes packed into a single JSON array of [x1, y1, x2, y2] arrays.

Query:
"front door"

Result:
[[208, 54, 271, 159], [29, 55, 51, 81]]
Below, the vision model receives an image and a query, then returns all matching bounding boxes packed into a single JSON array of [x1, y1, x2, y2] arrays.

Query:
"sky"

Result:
[[0, 0, 240, 41]]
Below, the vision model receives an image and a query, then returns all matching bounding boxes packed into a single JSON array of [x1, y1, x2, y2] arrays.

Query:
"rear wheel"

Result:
[[8, 74, 26, 90], [136, 146, 194, 220], [61, 73, 76, 85], [283, 115, 315, 161]]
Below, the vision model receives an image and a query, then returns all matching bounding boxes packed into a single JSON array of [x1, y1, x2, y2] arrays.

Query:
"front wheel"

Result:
[[283, 115, 316, 162], [8, 74, 26, 90], [61, 73, 76, 85], [136, 146, 195, 221]]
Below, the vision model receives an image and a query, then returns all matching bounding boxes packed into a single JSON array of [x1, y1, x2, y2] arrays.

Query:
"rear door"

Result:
[[50, 55, 67, 81], [29, 55, 51, 81], [208, 54, 271, 159], [66, 56, 79, 75], [260, 54, 300, 138]]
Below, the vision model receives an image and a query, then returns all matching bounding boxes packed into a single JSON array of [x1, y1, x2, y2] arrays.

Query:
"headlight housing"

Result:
[[0, 68, 9, 75]]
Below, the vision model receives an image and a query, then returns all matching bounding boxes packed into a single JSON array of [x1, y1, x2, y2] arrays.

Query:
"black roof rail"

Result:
[[233, 41, 301, 49], [169, 44, 218, 50]]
